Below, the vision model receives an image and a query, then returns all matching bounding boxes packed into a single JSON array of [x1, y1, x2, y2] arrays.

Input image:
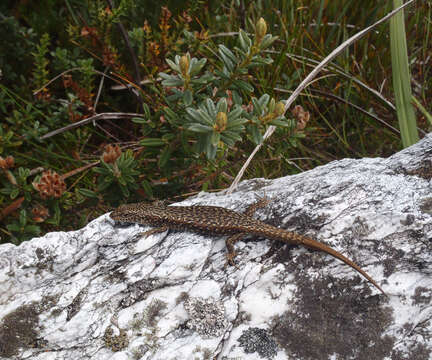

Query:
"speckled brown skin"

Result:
[[111, 201, 386, 295]]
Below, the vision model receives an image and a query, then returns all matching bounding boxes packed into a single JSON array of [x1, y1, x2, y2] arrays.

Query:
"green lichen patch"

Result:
[[184, 296, 227, 338], [103, 326, 129, 352]]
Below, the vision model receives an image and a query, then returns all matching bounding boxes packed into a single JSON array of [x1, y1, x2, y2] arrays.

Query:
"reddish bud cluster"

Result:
[[33, 170, 66, 199], [0, 156, 15, 170], [102, 144, 122, 164]]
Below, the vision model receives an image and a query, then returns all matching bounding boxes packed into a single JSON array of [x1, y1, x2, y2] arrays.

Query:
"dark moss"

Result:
[[238, 327, 278, 359], [272, 252, 394, 360], [0, 303, 40, 357]]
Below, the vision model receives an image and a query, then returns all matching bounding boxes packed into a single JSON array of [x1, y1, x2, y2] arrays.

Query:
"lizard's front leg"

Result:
[[243, 196, 270, 217], [225, 232, 246, 266]]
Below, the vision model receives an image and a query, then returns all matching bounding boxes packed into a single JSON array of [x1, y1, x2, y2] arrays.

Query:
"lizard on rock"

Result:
[[110, 199, 386, 296]]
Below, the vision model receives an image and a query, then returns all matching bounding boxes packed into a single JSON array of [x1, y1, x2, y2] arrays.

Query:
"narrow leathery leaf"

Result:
[[239, 29, 252, 50], [227, 116, 248, 127], [141, 179, 153, 198], [238, 32, 248, 52], [120, 185, 130, 198], [161, 78, 184, 87], [140, 138, 166, 146], [190, 58, 207, 76], [210, 131, 220, 146], [215, 68, 230, 80], [217, 98, 228, 113], [269, 118, 289, 127], [10, 188, 19, 199], [223, 130, 244, 141], [132, 117, 147, 124], [260, 34, 278, 49], [226, 125, 245, 133], [159, 72, 176, 80], [186, 108, 212, 126], [222, 66, 231, 78], [158, 146, 171, 168], [7, 224, 20, 232], [187, 123, 213, 133], [198, 109, 215, 126], [251, 98, 263, 115], [227, 105, 243, 120], [205, 98, 216, 117], [166, 58, 180, 73], [232, 90, 242, 105], [78, 188, 99, 198], [141, 103, 150, 118], [206, 142, 217, 159], [250, 125, 263, 144], [220, 134, 235, 146], [233, 80, 254, 92], [183, 90, 193, 106], [163, 107, 177, 121], [219, 45, 238, 64], [258, 94, 270, 108], [219, 51, 235, 72]]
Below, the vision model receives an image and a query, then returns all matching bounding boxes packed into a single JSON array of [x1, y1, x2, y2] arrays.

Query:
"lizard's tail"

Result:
[[256, 225, 386, 296]]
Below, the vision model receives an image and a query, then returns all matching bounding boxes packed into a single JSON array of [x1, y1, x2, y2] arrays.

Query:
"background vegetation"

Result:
[[0, 0, 431, 244]]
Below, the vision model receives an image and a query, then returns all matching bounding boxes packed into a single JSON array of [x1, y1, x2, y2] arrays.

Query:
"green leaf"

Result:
[[7, 223, 21, 232], [78, 188, 99, 198], [206, 143, 217, 159], [186, 108, 213, 126], [132, 117, 147, 124], [214, 68, 230, 80], [163, 107, 178, 122], [210, 131, 220, 146], [120, 185, 130, 198], [187, 123, 213, 133], [239, 30, 252, 51], [19, 209, 27, 226], [222, 130, 243, 142], [158, 146, 171, 168], [24, 225, 41, 235], [250, 125, 263, 145], [190, 58, 207, 76], [269, 118, 289, 127], [10, 187, 19, 199], [219, 52, 235, 72], [166, 58, 180, 73], [141, 179, 153, 198], [197, 109, 215, 126], [161, 78, 184, 87], [216, 98, 228, 113], [251, 97, 263, 115], [232, 90, 242, 105], [140, 138, 166, 146], [227, 116, 248, 128], [258, 94, 270, 108], [219, 45, 238, 64], [183, 90, 193, 106], [205, 99, 216, 117], [227, 105, 243, 120], [232, 80, 254, 92], [260, 34, 278, 49], [142, 103, 150, 118]]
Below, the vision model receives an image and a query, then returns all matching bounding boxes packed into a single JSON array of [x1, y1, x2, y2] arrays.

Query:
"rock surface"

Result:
[[1, 135, 432, 360]]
